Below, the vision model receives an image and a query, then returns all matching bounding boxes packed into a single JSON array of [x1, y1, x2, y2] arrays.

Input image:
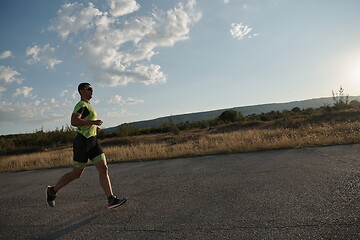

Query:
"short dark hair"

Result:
[[78, 82, 91, 93]]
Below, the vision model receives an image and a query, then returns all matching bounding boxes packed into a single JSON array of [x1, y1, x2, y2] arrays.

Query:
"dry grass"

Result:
[[0, 148, 73, 173], [2, 119, 360, 173]]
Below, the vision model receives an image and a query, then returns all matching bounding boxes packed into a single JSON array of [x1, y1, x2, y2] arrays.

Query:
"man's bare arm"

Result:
[[71, 113, 103, 127]]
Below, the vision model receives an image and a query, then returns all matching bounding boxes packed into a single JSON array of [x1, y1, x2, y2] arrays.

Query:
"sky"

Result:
[[1, 0, 360, 135]]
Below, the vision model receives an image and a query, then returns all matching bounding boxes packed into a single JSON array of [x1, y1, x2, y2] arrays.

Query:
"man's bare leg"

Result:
[[54, 167, 85, 192], [94, 160, 113, 197]]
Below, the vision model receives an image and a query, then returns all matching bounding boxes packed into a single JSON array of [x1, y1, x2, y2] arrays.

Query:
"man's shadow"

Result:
[[38, 215, 98, 240]]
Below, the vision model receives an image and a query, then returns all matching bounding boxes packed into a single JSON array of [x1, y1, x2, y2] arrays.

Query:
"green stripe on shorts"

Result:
[[92, 153, 106, 164], [72, 160, 87, 169]]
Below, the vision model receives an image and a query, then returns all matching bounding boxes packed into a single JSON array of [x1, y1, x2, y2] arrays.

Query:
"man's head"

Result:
[[77, 82, 93, 100], [78, 82, 92, 93]]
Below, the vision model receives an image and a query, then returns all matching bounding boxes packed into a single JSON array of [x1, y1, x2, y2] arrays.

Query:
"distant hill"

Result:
[[106, 96, 359, 131]]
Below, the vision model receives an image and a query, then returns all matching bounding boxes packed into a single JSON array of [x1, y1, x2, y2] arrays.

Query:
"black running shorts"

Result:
[[72, 133, 106, 169]]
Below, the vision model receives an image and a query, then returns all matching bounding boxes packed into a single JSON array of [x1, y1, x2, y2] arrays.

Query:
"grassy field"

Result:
[[2, 110, 360, 173]]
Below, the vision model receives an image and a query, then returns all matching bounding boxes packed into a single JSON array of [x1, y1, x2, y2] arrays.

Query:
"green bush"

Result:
[[218, 110, 245, 123]]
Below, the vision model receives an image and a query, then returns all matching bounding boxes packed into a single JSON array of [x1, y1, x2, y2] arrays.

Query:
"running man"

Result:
[[46, 82, 127, 209]]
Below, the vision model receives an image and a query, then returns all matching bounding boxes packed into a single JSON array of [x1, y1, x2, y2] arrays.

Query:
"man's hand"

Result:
[[94, 120, 103, 126], [71, 113, 104, 127]]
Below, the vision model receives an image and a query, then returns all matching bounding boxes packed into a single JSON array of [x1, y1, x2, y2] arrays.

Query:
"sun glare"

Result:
[[355, 64, 360, 79], [348, 58, 360, 87], [341, 57, 360, 90]]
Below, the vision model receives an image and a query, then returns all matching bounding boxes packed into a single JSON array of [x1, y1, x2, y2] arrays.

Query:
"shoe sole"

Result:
[[46, 186, 55, 207], [108, 198, 127, 209]]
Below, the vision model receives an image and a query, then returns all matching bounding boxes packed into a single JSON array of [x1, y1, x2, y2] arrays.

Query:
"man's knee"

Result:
[[96, 161, 108, 175], [72, 168, 84, 179], [73, 172, 82, 179], [99, 164, 108, 174]]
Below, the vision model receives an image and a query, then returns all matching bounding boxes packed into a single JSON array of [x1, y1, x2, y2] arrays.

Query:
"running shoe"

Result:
[[108, 196, 127, 209], [46, 186, 56, 207]]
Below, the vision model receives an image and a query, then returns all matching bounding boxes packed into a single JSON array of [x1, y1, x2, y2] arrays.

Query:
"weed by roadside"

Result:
[[2, 113, 360, 172]]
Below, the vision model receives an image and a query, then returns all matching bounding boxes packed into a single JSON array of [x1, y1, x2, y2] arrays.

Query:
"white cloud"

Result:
[[103, 108, 137, 119], [108, 0, 140, 17], [60, 89, 68, 97], [0, 51, 13, 59], [108, 95, 143, 105], [133, 64, 166, 85], [0, 86, 6, 97], [230, 22, 256, 40], [126, 97, 144, 105], [141, 0, 201, 51], [26, 44, 62, 70], [0, 99, 71, 127], [108, 95, 124, 104], [223, 0, 247, 8], [248, 33, 258, 39], [13, 86, 36, 99], [0, 65, 24, 84], [48, 2, 102, 40], [0, 101, 15, 119], [49, 0, 201, 86], [72, 90, 78, 99], [0, 101, 35, 124]]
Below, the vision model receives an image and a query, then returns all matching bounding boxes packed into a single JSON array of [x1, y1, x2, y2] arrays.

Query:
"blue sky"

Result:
[[1, 0, 360, 135]]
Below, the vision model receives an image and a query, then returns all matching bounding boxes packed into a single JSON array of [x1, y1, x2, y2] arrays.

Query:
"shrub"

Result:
[[291, 107, 301, 113], [218, 110, 245, 123], [349, 100, 360, 109], [117, 124, 135, 137]]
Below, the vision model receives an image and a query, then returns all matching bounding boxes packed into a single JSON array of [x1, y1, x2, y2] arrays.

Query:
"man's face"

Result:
[[81, 85, 93, 99]]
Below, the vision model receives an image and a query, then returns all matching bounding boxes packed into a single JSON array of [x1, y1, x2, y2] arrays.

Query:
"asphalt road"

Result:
[[1, 144, 360, 239]]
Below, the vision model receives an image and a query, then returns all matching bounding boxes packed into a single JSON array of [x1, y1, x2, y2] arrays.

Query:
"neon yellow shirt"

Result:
[[73, 101, 98, 138]]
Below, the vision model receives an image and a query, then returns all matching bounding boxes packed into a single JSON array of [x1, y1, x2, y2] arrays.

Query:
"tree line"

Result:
[[1, 87, 359, 155]]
